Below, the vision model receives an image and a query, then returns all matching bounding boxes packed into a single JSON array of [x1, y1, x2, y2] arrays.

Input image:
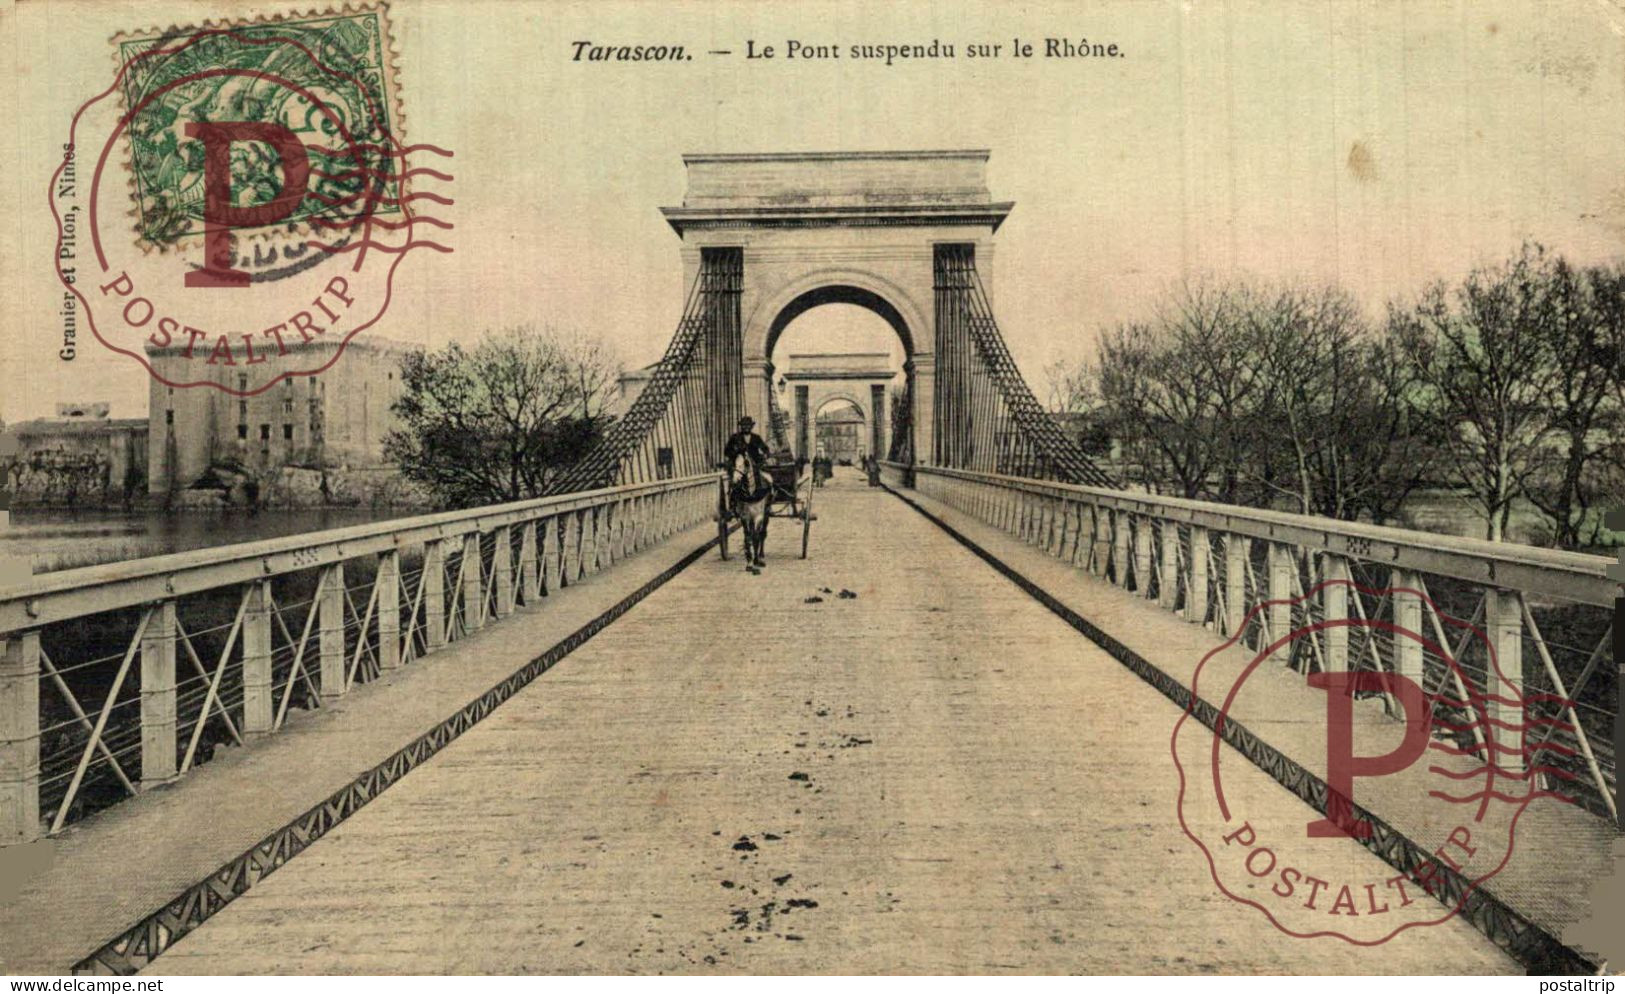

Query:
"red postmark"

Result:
[[1171, 578, 1574, 945], [51, 13, 453, 396]]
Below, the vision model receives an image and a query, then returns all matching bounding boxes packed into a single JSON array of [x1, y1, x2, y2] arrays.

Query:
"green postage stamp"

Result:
[[111, 5, 404, 251]]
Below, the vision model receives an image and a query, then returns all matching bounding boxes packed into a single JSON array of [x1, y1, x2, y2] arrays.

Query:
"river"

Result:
[[0, 507, 402, 575]]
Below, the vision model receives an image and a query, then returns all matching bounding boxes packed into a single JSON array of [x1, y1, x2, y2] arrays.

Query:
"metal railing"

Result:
[[0, 473, 723, 845], [886, 462, 1620, 822]]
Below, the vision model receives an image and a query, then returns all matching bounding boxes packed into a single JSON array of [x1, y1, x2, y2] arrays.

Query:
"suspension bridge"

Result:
[[0, 152, 1616, 976]]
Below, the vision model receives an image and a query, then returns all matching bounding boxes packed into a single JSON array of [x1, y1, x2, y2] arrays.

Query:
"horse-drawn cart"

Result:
[[718, 455, 814, 563]]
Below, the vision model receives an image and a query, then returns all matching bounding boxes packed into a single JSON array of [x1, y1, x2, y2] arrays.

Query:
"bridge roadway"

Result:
[[135, 469, 1513, 975]]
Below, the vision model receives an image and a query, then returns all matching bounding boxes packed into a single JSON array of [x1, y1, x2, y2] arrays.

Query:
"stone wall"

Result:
[[3, 418, 148, 507]]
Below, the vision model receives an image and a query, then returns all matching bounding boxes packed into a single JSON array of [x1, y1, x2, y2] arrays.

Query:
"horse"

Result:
[[725, 448, 772, 569]]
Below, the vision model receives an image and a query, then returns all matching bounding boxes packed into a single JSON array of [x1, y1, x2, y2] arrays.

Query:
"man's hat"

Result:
[[738, 415, 755, 427]]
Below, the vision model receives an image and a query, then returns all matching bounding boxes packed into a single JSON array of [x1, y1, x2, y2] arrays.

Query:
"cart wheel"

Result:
[[800, 489, 813, 559], [717, 507, 730, 561]]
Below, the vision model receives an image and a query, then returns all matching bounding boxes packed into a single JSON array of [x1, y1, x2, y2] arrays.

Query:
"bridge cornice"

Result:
[[661, 203, 1014, 236]]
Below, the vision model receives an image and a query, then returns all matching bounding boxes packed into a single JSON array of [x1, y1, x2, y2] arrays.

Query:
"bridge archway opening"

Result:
[[768, 297, 906, 464], [811, 396, 868, 467], [765, 285, 914, 360]]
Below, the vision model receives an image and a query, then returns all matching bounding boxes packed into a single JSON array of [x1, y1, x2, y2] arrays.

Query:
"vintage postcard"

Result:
[[0, 0, 1621, 981]]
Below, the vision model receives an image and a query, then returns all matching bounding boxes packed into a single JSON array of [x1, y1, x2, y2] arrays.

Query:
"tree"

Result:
[[1391, 244, 1565, 541], [1042, 356, 1112, 457], [1238, 283, 1435, 523], [1095, 282, 1261, 499], [385, 325, 619, 507], [1043, 355, 1097, 414], [1328, 332, 1442, 525], [1521, 260, 1625, 547]]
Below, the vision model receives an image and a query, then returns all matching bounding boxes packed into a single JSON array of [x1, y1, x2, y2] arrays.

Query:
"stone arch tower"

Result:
[[661, 151, 1012, 466]]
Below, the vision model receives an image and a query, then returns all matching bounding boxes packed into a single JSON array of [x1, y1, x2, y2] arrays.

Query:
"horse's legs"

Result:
[[738, 511, 756, 568]]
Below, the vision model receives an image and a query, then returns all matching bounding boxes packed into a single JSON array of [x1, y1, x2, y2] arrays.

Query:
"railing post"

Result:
[[0, 632, 41, 843], [1159, 519, 1180, 611], [1071, 505, 1088, 569], [597, 504, 614, 569], [140, 600, 178, 788], [1322, 554, 1349, 673], [376, 552, 401, 672], [605, 501, 622, 566], [1268, 544, 1294, 666], [424, 540, 446, 651], [583, 508, 601, 577], [1133, 516, 1153, 598], [520, 522, 540, 605], [319, 564, 347, 698], [1223, 535, 1247, 637], [1186, 526, 1209, 625], [242, 580, 274, 733], [626, 497, 642, 555], [1485, 588, 1525, 772], [1393, 569, 1423, 688], [1112, 510, 1130, 589], [1090, 505, 1110, 576], [561, 511, 579, 585], [599, 504, 613, 572], [542, 518, 560, 595], [492, 526, 514, 619], [462, 532, 485, 631]]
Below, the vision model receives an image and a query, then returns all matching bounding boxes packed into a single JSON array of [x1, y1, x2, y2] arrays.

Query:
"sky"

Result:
[[5, 0, 1624, 423]]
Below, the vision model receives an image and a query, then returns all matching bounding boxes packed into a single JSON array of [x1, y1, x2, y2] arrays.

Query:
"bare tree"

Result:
[[1519, 260, 1625, 547], [1391, 244, 1565, 541], [1166, 282, 1265, 504], [1238, 283, 1434, 522], [385, 325, 619, 507], [1329, 333, 1441, 525], [1043, 355, 1097, 414], [1095, 283, 1263, 499]]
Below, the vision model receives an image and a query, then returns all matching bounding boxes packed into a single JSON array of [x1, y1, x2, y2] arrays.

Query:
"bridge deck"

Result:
[[0, 516, 720, 975], [142, 472, 1514, 974]]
